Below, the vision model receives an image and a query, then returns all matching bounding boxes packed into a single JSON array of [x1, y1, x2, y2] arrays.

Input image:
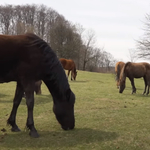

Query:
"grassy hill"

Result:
[[0, 70, 150, 150]]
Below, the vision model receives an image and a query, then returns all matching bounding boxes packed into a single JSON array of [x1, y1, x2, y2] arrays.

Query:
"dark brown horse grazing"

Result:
[[0, 33, 75, 138], [115, 61, 125, 88], [59, 58, 77, 80], [119, 62, 150, 95]]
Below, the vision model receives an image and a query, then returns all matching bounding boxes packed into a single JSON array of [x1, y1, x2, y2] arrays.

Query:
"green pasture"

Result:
[[0, 70, 150, 150]]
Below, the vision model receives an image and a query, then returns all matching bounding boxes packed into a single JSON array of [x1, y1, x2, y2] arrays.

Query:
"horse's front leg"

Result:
[[7, 82, 24, 132], [24, 82, 39, 138], [130, 78, 136, 94]]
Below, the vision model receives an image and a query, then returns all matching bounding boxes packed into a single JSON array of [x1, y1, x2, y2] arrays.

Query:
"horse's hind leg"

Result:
[[146, 78, 150, 95], [7, 82, 24, 132], [146, 86, 149, 95], [143, 76, 147, 95], [68, 70, 70, 78], [23, 81, 39, 138]]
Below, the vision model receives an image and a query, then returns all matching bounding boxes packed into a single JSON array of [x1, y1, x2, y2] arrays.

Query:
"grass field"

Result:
[[1, 70, 150, 150]]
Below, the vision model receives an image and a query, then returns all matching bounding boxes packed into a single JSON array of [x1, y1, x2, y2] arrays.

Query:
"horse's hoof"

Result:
[[29, 131, 39, 138], [11, 127, 21, 132]]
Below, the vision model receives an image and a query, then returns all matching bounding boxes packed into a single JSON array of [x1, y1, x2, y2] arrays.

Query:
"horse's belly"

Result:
[[0, 71, 17, 83], [132, 73, 144, 78]]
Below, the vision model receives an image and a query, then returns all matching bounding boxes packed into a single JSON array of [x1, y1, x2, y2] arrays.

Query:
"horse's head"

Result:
[[119, 79, 125, 93], [53, 89, 75, 130]]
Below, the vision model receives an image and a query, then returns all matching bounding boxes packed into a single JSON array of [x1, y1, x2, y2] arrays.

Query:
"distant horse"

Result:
[[115, 61, 125, 88], [0, 33, 75, 138], [119, 62, 150, 95], [59, 58, 77, 80]]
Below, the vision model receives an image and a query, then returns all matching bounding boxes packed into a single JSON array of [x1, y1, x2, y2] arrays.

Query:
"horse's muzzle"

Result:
[[61, 125, 74, 130]]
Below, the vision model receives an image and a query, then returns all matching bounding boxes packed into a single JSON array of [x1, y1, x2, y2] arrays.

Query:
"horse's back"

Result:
[[59, 58, 75, 70], [59, 58, 67, 68], [125, 62, 150, 78], [126, 62, 150, 70]]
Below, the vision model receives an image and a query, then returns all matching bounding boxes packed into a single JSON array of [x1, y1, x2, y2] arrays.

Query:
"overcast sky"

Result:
[[1, 0, 150, 62]]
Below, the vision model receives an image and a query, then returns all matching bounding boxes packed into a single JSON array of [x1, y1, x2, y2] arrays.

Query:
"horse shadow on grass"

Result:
[[0, 93, 13, 103], [1, 128, 118, 149], [0, 94, 53, 105], [20, 94, 53, 105], [71, 80, 89, 83]]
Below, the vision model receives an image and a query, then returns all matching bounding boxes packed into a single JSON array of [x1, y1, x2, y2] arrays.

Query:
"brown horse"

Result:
[[0, 33, 75, 138], [119, 62, 150, 95], [115, 61, 125, 88], [59, 58, 77, 80]]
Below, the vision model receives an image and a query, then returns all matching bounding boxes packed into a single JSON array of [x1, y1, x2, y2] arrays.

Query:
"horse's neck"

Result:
[[43, 64, 69, 100], [116, 65, 121, 81], [122, 73, 126, 81], [41, 51, 69, 100], [122, 68, 127, 81]]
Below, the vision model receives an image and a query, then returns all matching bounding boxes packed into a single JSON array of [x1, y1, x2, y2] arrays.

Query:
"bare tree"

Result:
[[0, 5, 14, 34], [75, 24, 84, 69], [45, 8, 59, 43], [127, 48, 138, 62], [81, 29, 96, 70], [137, 14, 150, 59], [50, 15, 81, 60], [35, 5, 47, 38], [0, 4, 117, 73]]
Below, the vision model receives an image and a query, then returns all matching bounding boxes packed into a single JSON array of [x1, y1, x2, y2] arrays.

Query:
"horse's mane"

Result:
[[115, 62, 124, 81], [26, 33, 70, 96], [120, 62, 131, 81], [26, 33, 60, 70]]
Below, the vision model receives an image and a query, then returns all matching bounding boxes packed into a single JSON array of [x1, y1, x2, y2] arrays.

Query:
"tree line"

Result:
[[0, 4, 116, 72]]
